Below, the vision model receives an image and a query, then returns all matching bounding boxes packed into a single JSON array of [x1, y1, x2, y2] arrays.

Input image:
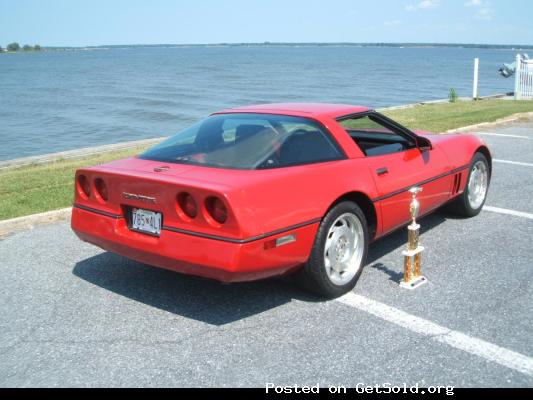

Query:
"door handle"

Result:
[[376, 167, 389, 176]]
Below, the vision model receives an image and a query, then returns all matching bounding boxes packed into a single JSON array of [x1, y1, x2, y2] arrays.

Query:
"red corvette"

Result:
[[71, 103, 491, 298]]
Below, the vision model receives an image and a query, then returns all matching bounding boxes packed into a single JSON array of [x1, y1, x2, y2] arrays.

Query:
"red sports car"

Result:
[[71, 103, 491, 298]]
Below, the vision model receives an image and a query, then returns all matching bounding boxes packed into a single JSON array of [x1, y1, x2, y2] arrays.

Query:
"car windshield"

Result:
[[139, 113, 344, 170]]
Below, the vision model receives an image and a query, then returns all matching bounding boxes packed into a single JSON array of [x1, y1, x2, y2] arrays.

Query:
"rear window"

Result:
[[139, 113, 344, 169]]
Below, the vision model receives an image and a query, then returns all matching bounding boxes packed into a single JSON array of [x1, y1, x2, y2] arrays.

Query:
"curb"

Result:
[[0, 137, 166, 171], [378, 97, 468, 112], [0, 208, 72, 238], [378, 93, 510, 112]]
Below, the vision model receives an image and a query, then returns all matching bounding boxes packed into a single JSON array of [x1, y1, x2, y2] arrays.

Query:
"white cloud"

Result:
[[465, 0, 483, 6], [475, 7, 495, 20], [419, 0, 440, 9], [405, 0, 494, 21], [384, 19, 402, 27], [405, 0, 440, 11], [465, 0, 495, 20]]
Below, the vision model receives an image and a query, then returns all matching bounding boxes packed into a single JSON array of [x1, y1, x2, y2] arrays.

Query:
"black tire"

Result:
[[296, 201, 369, 299], [448, 152, 491, 217]]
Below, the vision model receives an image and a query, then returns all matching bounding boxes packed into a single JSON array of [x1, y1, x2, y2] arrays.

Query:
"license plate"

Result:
[[131, 208, 162, 236]]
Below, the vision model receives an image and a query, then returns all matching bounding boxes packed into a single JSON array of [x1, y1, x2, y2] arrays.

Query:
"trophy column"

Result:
[[400, 187, 428, 290]]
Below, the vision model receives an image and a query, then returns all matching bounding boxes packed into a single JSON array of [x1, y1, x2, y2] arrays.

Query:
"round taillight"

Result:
[[77, 175, 91, 198], [94, 178, 109, 202], [177, 192, 198, 219], [206, 197, 228, 224]]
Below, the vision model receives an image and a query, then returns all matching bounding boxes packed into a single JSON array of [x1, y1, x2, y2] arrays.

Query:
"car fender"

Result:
[[419, 132, 492, 170]]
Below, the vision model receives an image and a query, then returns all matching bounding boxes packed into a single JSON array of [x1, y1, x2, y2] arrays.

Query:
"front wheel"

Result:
[[449, 152, 490, 217], [297, 201, 369, 298]]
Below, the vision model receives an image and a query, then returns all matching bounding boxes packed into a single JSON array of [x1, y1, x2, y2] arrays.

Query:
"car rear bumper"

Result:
[[71, 206, 319, 282]]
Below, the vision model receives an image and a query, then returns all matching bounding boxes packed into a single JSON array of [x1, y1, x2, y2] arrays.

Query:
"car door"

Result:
[[338, 113, 453, 236]]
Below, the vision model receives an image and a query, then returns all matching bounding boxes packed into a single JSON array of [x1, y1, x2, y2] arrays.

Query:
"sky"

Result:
[[1, 0, 532, 47]]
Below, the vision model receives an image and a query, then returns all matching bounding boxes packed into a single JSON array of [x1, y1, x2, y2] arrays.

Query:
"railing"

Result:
[[515, 55, 533, 100]]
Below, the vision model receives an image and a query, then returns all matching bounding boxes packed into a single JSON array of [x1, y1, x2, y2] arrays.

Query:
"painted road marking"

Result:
[[483, 206, 533, 220], [475, 132, 531, 139], [494, 159, 533, 168], [337, 292, 533, 377]]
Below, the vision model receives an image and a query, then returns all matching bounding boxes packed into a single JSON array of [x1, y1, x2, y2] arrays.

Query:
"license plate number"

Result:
[[131, 208, 162, 236]]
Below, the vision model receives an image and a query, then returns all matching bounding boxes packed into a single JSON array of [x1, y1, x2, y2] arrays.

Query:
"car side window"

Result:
[[277, 126, 342, 167], [339, 115, 416, 157]]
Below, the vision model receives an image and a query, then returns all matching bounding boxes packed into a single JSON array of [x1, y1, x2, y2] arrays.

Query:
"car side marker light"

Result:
[[264, 234, 297, 250]]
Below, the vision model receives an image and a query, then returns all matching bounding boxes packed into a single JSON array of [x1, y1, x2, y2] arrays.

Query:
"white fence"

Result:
[[515, 55, 533, 100]]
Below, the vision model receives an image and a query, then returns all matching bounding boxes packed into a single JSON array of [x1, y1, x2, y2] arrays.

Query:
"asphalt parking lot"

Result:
[[1, 120, 532, 388]]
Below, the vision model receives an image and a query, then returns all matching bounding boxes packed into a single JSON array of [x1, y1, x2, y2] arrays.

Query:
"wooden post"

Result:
[[515, 54, 522, 100], [473, 58, 479, 100]]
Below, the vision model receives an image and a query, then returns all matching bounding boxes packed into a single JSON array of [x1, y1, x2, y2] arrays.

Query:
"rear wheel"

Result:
[[449, 152, 490, 217], [297, 201, 369, 298]]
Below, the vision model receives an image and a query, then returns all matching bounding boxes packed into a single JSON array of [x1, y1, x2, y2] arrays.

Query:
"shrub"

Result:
[[22, 44, 33, 51], [448, 88, 458, 103], [34, 44, 42, 51]]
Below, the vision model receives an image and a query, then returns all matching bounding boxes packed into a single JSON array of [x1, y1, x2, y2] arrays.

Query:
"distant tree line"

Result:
[[1, 42, 42, 52]]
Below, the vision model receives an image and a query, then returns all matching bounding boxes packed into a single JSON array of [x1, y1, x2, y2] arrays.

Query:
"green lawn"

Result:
[[1, 100, 532, 222], [382, 99, 533, 133], [0, 147, 146, 221]]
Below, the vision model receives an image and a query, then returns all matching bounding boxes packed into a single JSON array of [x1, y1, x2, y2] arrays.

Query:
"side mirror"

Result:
[[416, 137, 432, 151]]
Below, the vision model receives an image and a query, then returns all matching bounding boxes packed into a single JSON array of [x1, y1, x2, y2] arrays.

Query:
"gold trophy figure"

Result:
[[400, 187, 428, 290]]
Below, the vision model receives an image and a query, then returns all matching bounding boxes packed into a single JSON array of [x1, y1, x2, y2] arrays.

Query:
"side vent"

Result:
[[452, 173, 462, 195]]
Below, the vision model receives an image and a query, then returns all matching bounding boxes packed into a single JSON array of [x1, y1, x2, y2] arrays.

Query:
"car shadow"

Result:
[[73, 210, 451, 325], [73, 252, 320, 326]]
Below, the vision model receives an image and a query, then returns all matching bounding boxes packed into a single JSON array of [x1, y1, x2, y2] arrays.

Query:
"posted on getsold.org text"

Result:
[[265, 383, 455, 396]]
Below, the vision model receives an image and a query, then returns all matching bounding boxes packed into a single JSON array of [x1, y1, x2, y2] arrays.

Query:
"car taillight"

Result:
[[206, 197, 228, 224], [177, 192, 198, 219], [94, 178, 109, 202], [77, 175, 91, 198]]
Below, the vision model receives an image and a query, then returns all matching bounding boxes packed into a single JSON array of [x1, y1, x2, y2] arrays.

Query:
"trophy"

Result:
[[400, 187, 428, 290]]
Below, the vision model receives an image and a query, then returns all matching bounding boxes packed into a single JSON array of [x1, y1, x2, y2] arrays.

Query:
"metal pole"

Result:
[[473, 58, 479, 100], [515, 54, 522, 100]]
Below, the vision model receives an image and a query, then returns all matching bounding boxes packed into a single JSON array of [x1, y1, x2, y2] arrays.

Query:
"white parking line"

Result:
[[337, 293, 533, 377], [483, 206, 533, 220], [494, 159, 533, 168], [475, 132, 531, 139]]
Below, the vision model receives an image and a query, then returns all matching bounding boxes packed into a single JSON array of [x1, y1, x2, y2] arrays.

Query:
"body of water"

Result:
[[0, 46, 518, 161]]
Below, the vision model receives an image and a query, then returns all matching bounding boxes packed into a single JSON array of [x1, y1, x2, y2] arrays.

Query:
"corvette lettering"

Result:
[[122, 192, 157, 204]]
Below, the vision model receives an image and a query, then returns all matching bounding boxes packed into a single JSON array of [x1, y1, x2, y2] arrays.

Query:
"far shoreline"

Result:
[[3, 42, 533, 53]]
